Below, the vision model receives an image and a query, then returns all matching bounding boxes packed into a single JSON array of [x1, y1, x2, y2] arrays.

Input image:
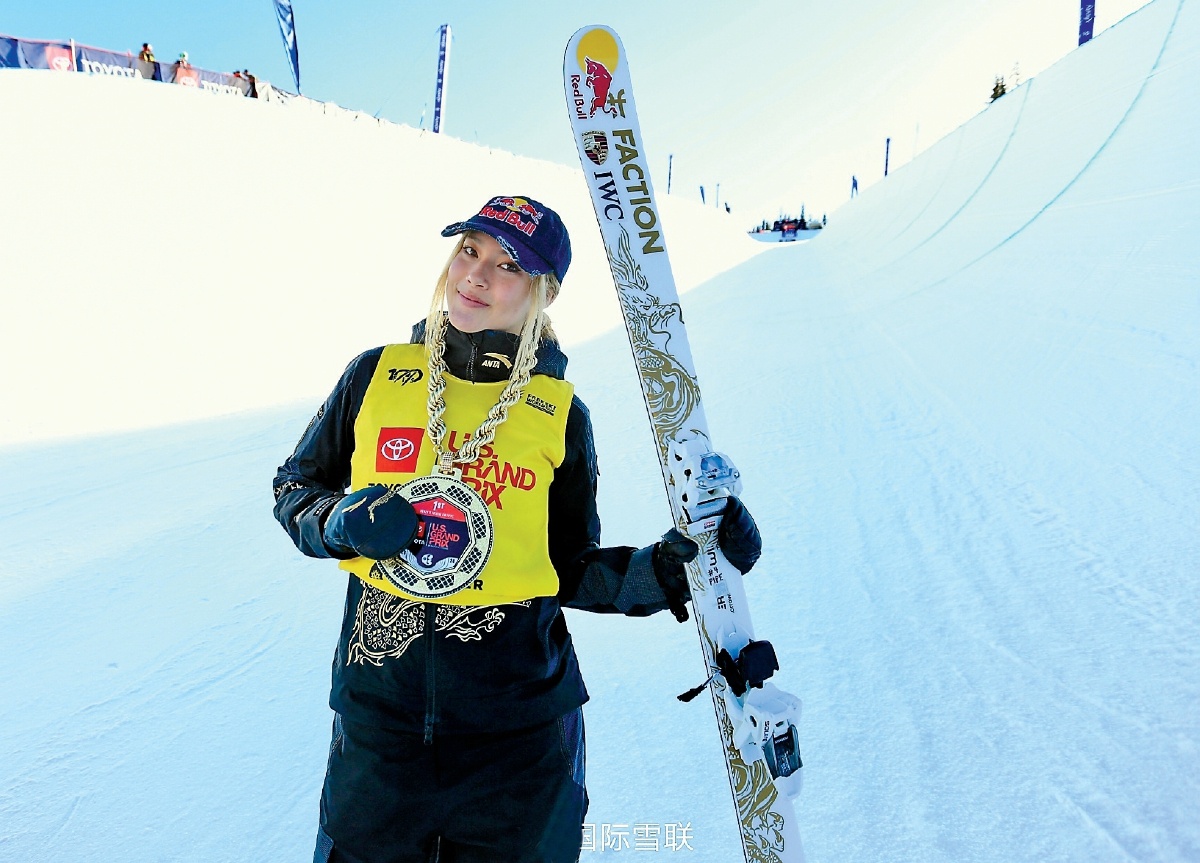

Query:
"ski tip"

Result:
[[567, 23, 617, 42], [565, 24, 624, 74]]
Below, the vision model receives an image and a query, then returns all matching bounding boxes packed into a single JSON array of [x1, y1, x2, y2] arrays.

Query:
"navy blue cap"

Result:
[[441, 195, 572, 284]]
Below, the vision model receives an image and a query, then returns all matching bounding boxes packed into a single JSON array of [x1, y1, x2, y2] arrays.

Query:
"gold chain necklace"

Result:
[[424, 313, 535, 476]]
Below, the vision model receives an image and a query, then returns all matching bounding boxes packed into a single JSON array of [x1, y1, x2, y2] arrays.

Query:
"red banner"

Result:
[[44, 44, 75, 72], [173, 66, 200, 88]]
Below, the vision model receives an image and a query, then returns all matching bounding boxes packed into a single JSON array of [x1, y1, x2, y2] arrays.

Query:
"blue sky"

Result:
[[3, 0, 1151, 220]]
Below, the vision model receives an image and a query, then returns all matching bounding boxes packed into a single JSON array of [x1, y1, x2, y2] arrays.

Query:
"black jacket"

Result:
[[273, 323, 674, 736]]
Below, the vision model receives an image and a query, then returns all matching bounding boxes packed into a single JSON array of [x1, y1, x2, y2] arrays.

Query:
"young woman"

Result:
[[272, 195, 762, 863]]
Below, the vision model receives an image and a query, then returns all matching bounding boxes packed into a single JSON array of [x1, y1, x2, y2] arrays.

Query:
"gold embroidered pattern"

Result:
[[348, 584, 529, 666]]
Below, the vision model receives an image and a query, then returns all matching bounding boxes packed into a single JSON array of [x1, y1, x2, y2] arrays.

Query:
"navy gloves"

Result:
[[717, 496, 762, 575], [323, 485, 420, 560], [652, 528, 699, 622], [651, 496, 763, 623]]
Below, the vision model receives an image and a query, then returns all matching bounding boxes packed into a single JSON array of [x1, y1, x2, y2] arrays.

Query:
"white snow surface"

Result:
[[2, 1, 1198, 860]]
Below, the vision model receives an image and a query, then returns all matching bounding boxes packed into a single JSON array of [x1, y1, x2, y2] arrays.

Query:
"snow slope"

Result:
[[2, 0, 1197, 860], [0, 71, 762, 449]]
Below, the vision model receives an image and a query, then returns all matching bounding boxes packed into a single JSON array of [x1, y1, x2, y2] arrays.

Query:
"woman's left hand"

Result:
[[717, 496, 762, 574], [650, 496, 761, 623]]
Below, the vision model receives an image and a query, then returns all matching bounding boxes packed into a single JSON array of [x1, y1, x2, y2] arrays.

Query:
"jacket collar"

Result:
[[409, 318, 568, 382]]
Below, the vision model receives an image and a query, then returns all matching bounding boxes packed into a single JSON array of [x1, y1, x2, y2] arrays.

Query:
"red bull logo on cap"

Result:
[[492, 196, 543, 224], [479, 196, 542, 237]]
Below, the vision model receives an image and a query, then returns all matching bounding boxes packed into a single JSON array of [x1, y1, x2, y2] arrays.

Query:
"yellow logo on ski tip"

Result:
[[575, 28, 619, 75]]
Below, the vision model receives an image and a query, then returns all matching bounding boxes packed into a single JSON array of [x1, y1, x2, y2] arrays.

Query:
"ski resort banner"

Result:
[[194, 68, 251, 96], [1, 33, 253, 97], [0, 36, 75, 71], [76, 45, 145, 79]]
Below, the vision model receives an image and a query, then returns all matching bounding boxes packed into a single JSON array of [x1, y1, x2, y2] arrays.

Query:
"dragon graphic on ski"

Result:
[[564, 25, 807, 863], [607, 229, 698, 452]]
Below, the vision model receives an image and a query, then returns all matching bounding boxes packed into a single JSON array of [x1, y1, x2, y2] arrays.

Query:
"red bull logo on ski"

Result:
[[585, 58, 613, 115], [570, 28, 626, 120]]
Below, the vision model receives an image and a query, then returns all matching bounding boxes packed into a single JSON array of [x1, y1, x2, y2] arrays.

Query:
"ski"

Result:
[[564, 25, 806, 863]]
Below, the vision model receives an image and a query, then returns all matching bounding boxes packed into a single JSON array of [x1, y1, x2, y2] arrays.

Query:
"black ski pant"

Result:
[[314, 709, 587, 863]]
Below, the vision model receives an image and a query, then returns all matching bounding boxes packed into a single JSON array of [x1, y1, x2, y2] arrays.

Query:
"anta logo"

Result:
[[387, 368, 423, 385], [481, 353, 513, 371], [525, 394, 557, 416], [375, 427, 423, 473]]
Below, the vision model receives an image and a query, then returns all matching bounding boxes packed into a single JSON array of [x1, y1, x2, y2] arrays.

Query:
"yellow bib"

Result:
[[339, 343, 573, 605]]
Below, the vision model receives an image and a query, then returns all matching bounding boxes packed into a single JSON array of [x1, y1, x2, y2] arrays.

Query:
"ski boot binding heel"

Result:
[[740, 683, 804, 796], [678, 626, 804, 797]]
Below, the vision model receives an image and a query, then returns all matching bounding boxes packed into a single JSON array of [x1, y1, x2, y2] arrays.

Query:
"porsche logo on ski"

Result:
[[582, 131, 609, 166]]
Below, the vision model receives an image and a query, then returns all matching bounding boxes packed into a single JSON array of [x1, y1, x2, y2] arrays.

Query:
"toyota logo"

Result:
[[381, 437, 415, 462]]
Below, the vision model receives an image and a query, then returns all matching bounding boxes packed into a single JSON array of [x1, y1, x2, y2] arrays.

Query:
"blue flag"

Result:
[[1079, 1, 1095, 45], [433, 24, 451, 133], [273, 0, 301, 92]]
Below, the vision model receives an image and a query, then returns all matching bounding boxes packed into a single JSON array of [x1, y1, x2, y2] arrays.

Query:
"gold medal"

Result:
[[373, 469, 494, 599]]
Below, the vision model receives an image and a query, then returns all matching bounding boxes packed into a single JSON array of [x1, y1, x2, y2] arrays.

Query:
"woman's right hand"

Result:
[[652, 528, 699, 622], [322, 486, 420, 560]]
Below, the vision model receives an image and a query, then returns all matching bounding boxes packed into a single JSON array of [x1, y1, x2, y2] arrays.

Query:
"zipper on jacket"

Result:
[[467, 335, 479, 382], [423, 602, 437, 745]]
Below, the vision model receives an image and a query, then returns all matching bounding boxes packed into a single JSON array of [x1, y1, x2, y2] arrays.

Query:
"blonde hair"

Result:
[[421, 235, 562, 466]]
